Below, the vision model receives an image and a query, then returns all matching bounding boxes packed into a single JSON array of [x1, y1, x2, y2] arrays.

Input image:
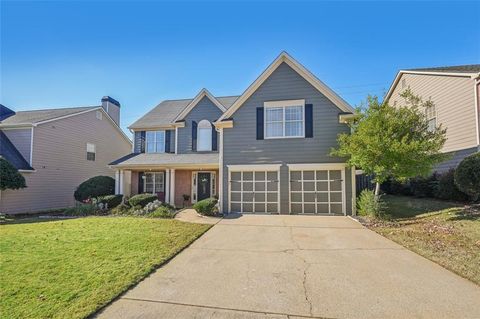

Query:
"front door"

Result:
[[197, 172, 211, 201]]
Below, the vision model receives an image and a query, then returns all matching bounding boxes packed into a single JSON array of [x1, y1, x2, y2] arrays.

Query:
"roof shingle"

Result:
[[0, 106, 98, 126], [408, 64, 480, 74], [109, 152, 218, 167]]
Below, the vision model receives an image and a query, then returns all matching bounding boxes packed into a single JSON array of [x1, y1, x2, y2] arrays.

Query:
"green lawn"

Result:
[[0, 217, 211, 319], [366, 195, 480, 285]]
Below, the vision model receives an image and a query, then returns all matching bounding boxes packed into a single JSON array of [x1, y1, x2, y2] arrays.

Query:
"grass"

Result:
[[0, 217, 211, 319], [365, 195, 480, 285]]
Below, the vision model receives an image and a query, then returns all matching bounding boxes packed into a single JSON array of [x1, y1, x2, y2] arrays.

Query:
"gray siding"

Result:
[[177, 96, 222, 154], [222, 62, 352, 214], [3, 128, 31, 164], [435, 146, 479, 173]]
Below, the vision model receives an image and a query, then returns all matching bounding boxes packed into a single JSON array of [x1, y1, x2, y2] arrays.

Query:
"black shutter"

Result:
[[138, 172, 144, 193], [140, 131, 146, 152], [305, 104, 313, 138], [192, 121, 197, 151], [256, 107, 264, 140], [165, 130, 171, 153], [212, 125, 218, 151]]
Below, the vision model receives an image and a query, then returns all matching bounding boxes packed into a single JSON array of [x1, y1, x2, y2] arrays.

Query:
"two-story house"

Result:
[[386, 65, 480, 172], [0, 97, 132, 214], [110, 52, 357, 215]]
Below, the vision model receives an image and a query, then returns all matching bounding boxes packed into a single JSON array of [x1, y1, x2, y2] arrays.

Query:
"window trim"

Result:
[[86, 143, 96, 161], [144, 172, 165, 194], [145, 130, 166, 153], [197, 119, 212, 151], [425, 104, 437, 132], [263, 99, 305, 139]]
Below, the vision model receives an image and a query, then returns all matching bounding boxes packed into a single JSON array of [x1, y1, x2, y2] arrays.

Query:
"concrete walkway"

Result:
[[97, 214, 480, 319], [174, 208, 222, 224]]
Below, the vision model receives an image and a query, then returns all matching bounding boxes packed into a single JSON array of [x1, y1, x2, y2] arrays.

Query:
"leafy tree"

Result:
[[0, 158, 27, 190], [454, 152, 480, 201], [331, 90, 448, 197]]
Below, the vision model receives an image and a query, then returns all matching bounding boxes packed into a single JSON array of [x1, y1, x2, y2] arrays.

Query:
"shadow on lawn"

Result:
[[447, 205, 480, 221]]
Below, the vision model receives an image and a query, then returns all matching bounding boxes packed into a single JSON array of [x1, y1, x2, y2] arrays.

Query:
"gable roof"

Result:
[[0, 130, 34, 170], [129, 95, 239, 130], [0, 105, 16, 121], [217, 52, 354, 122], [174, 89, 227, 122], [0, 106, 97, 127], [385, 64, 480, 102]]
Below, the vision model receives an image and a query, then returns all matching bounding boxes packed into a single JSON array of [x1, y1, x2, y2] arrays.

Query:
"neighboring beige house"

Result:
[[0, 97, 132, 214], [386, 65, 480, 172]]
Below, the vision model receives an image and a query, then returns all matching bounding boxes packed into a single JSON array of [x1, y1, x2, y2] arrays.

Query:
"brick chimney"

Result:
[[101, 96, 121, 126]]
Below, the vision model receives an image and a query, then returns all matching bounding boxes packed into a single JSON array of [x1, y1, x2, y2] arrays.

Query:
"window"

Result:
[[146, 131, 165, 153], [86, 143, 96, 161], [96, 111, 103, 120], [264, 100, 304, 138], [197, 120, 212, 151], [144, 172, 164, 193], [425, 104, 436, 132]]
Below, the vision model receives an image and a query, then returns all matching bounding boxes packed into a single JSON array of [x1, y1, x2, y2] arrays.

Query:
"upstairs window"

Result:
[[197, 120, 212, 151], [146, 130, 165, 153], [425, 104, 437, 132], [264, 100, 304, 139], [86, 143, 96, 161]]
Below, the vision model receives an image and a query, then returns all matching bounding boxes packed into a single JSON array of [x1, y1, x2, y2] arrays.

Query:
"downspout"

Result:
[[474, 74, 480, 149]]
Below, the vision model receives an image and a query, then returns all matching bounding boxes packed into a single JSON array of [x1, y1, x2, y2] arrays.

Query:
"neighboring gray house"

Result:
[[110, 52, 357, 215], [386, 65, 480, 172], [0, 97, 132, 214]]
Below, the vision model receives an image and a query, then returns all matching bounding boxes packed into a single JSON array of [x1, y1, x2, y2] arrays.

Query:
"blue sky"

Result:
[[1, 1, 479, 134]]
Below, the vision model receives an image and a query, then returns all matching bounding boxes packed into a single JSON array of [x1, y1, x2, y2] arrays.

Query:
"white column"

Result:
[[218, 128, 224, 213], [119, 170, 124, 194], [115, 170, 120, 194], [165, 169, 171, 204], [170, 169, 176, 207]]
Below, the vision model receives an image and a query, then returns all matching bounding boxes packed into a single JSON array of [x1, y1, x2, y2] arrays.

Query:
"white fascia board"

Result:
[[264, 99, 305, 107], [218, 52, 354, 122], [174, 88, 227, 122], [227, 164, 282, 171], [213, 119, 233, 129], [287, 163, 347, 170]]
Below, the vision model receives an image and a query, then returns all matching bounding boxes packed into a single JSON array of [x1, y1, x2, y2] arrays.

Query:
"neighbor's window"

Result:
[[197, 119, 212, 151], [86, 143, 96, 161], [265, 100, 304, 138], [425, 104, 437, 132], [146, 130, 165, 153], [144, 172, 164, 193]]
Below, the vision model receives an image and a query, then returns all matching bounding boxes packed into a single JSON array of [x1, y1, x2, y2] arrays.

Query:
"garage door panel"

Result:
[[254, 171, 265, 180], [267, 192, 277, 202], [243, 193, 254, 202], [267, 182, 278, 191], [231, 192, 241, 202], [255, 182, 265, 191], [231, 181, 241, 191], [254, 203, 265, 212], [243, 172, 253, 181], [231, 202, 241, 212], [254, 193, 265, 202], [231, 172, 241, 180], [242, 203, 253, 212], [289, 167, 345, 215], [267, 203, 278, 213]]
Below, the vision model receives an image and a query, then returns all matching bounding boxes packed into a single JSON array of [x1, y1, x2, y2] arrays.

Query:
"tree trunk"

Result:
[[374, 181, 381, 198]]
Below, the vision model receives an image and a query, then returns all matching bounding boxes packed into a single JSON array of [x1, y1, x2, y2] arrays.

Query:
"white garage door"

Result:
[[229, 166, 280, 214], [289, 166, 345, 215]]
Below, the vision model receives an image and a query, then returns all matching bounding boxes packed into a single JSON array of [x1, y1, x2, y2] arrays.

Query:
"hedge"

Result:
[[193, 198, 218, 216], [0, 158, 26, 191], [128, 194, 158, 207], [455, 152, 480, 201], [98, 194, 123, 208], [74, 176, 115, 202]]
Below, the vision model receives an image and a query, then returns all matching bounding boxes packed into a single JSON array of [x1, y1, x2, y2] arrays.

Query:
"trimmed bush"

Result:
[[381, 179, 412, 196], [146, 206, 176, 218], [74, 176, 115, 202], [455, 152, 480, 201], [357, 190, 388, 219], [0, 158, 26, 191], [128, 194, 158, 207], [193, 198, 218, 216], [110, 203, 131, 215], [98, 194, 123, 209], [64, 204, 97, 216], [434, 169, 469, 202], [410, 175, 438, 198]]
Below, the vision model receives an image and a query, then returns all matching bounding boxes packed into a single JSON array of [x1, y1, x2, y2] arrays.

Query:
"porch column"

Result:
[[119, 170, 124, 194], [165, 169, 171, 204], [170, 169, 176, 207], [115, 170, 120, 194]]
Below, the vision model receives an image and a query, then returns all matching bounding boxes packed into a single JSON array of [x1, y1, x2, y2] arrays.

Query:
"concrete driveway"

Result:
[[97, 215, 480, 319]]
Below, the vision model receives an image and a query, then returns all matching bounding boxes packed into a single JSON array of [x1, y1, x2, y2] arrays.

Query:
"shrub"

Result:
[[193, 198, 218, 216], [410, 175, 438, 198], [146, 206, 176, 218], [357, 190, 388, 219], [0, 158, 26, 190], [455, 152, 480, 201], [64, 204, 97, 216], [381, 179, 412, 196], [434, 169, 469, 201], [98, 194, 123, 209], [110, 203, 131, 215], [74, 176, 115, 202], [128, 194, 158, 207]]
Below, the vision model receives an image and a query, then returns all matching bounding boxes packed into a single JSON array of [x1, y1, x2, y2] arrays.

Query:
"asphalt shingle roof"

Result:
[[0, 130, 33, 170], [109, 152, 219, 166], [129, 96, 239, 129], [408, 64, 480, 74], [0, 106, 98, 126]]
